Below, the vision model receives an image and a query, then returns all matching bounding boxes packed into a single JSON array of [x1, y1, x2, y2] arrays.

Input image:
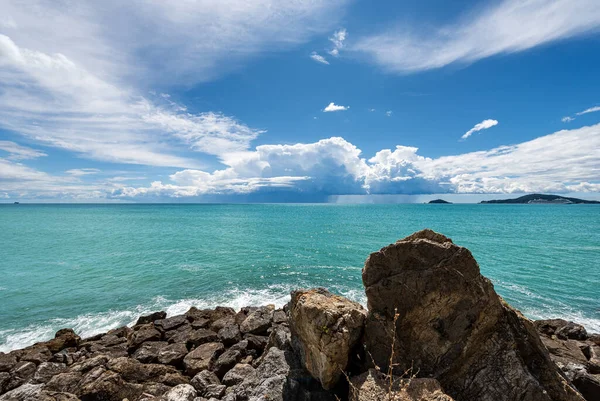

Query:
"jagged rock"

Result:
[[20, 346, 51, 365], [32, 362, 67, 384], [69, 354, 108, 374], [240, 306, 274, 335], [218, 325, 242, 346], [244, 335, 268, 352], [557, 323, 589, 341], [349, 369, 454, 401], [535, 319, 572, 336], [6, 361, 36, 391], [540, 336, 589, 366], [211, 317, 237, 333], [158, 343, 189, 366], [183, 342, 224, 376], [161, 384, 197, 401], [187, 329, 220, 349], [362, 229, 584, 401], [213, 348, 243, 378], [0, 354, 17, 372], [0, 372, 9, 394], [265, 325, 291, 352], [289, 288, 366, 390], [128, 324, 162, 349], [156, 315, 189, 332], [165, 325, 193, 343], [589, 345, 600, 374], [186, 307, 236, 326], [107, 357, 188, 385], [44, 371, 83, 393], [190, 370, 226, 398], [272, 310, 287, 324], [77, 369, 143, 401], [49, 350, 74, 365], [222, 363, 255, 386], [0, 383, 43, 401], [44, 329, 80, 353], [134, 341, 169, 363], [136, 311, 167, 326], [571, 372, 600, 401]]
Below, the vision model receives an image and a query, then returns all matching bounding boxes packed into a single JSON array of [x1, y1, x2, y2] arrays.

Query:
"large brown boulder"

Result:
[[362, 229, 584, 401], [350, 369, 454, 401], [289, 288, 366, 390]]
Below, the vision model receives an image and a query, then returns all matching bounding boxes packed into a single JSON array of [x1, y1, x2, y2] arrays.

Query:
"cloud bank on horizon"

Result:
[[3, 123, 600, 201], [0, 0, 599, 202]]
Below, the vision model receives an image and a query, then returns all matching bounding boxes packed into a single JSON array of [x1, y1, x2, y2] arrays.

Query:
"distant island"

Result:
[[428, 199, 452, 204], [481, 194, 600, 204]]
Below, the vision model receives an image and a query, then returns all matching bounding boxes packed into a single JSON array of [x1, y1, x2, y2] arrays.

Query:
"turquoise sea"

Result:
[[1, 204, 599, 352]]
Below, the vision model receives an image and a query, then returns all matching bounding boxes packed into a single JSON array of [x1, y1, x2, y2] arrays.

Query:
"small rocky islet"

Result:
[[0, 230, 598, 401]]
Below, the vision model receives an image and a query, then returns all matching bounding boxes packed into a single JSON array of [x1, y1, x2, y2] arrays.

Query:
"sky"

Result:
[[0, 0, 599, 203]]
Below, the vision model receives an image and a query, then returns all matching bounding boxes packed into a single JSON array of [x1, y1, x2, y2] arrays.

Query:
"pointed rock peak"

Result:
[[398, 229, 453, 244]]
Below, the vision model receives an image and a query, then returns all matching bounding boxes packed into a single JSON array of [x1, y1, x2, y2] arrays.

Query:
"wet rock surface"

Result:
[[0, 229, 597, 401]]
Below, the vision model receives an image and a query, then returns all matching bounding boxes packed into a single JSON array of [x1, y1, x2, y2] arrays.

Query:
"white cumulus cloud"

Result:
[[106, 123, 600, 200], [323, 102, 349, 112], [461, 119, 499, 140]]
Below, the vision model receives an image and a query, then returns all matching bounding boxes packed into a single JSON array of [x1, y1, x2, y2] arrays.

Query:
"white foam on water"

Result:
[[0, 284, 297, 352], [2, 282, 596, 353]]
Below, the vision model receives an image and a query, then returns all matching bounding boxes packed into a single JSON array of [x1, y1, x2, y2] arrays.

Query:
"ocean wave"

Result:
[[0, 284, 366, 353], [1, 283, 595, 353]]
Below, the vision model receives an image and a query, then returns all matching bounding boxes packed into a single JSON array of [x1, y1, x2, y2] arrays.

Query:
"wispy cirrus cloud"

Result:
[[323, 102, 349, 112], [562, 104, 600, 122], [461, 119, 499, 140], [576, 106, 600, 116], [0, 1, 348, 168], [0, 141, 46, 160], [352, 0, 600, 74]]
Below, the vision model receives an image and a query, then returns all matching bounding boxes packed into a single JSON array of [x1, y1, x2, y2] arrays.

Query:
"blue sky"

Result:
[[0, 0, 599, 202]]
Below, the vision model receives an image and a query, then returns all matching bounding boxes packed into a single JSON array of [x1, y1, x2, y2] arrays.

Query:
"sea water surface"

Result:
[[1, 203, 599, 351]]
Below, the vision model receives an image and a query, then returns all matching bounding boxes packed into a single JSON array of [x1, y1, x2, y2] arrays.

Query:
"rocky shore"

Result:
[[0, 230, 598, 401]]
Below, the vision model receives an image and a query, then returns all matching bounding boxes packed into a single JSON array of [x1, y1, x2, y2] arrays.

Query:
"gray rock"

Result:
[[0, 354, 17, 373], [134, 341, 169, 363], [556, 322, 589, 341], [158, 343, 189, 366], [44, 371, 83, 394], [218, 324, 242, 346], [32, 362, 67, 384], [183, 342, 224, 376], [188, 329, 220, 348], [6, 361, 36, 391], [222, 363, 255, 386], [240, 306, 274, 335], [213, 348, 243, 378], [161, 384, 197, 401], [128, 324, 162, 349], [0, 383, 43, 401], [156, 315, 189, 332]]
